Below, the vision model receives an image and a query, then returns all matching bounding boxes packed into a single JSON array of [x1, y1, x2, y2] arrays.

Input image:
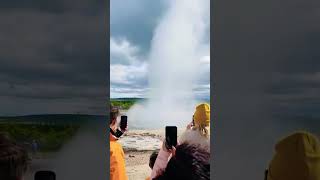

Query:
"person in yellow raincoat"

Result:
[[151, 103, 211, 179], [265, 131, 320, 180], [110, 106, 128, 180], [179, 103, 210, 152]]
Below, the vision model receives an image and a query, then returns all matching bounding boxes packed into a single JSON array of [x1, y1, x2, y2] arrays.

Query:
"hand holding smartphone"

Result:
[[120, 115, 128, 131], [165, 126, 177, 150], [35, 170, 55, 180]]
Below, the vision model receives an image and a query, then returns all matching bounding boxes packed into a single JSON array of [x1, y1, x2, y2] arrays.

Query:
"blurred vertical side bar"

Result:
[[106, 0, 111, 179], [210, 0, 215, 178]]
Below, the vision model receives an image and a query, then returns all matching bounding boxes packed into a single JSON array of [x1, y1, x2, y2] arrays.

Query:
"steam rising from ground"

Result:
[[127, 0, 210, 129]]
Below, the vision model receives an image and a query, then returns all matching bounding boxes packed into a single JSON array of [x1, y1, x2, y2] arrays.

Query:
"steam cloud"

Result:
[[127, 0, 210, 129]]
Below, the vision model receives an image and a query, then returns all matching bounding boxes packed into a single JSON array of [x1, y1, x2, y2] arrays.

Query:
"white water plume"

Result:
[[127, 0, 210, 129]]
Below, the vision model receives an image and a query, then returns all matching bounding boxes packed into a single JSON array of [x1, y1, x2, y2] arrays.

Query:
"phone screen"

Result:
[[165, 126, 177, 148], [35, 171, 56, 180], [120, 115, 128, 130]]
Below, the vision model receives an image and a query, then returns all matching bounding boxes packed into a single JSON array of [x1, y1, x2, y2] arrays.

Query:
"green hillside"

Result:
[[0, 114, 106, 152], [111, 98, 145, 110]]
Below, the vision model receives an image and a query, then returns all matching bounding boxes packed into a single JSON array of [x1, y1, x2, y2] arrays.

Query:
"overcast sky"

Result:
[[110, 0, 210, 99], [213, 0, 320, 179], [0, 0, 108, 115]]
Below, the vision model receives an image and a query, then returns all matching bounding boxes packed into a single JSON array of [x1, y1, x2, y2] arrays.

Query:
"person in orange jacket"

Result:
[[110, 106, 128, 180]]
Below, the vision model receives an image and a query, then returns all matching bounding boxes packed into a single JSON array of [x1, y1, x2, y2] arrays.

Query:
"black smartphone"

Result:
[[165, 126, 177, 148], [120, 115, 127, 130], [34, 170, 56, 180]]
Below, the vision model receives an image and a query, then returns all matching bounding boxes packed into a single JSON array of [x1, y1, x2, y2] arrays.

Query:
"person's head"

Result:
[[149, 150, 158, 169], [265, 131, 320, 180], [0, 133, 29, 180], [154, 143, 210, 180], [193, 103, 210, 137], [110, 106, 119, 128]]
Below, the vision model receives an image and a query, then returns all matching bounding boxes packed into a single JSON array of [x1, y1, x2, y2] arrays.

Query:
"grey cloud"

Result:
[[110, 0, 166, 54], [0, 0, 104, 14], [111, 79, 148, 90]]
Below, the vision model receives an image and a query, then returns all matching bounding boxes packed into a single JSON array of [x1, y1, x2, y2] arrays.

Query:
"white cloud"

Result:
[[110, 37, 149, 98], [110, 37, 143, 65], [110, 38, 210, 99], [110, 86, 149, 98], [110, 63, 148, 85]]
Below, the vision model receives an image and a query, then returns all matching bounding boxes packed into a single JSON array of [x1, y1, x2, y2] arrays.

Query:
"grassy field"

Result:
[[0, 123, 79, 152], [0, 114, 106, 152], [110, 98, 210, 110], [111, 98, 144, 110]]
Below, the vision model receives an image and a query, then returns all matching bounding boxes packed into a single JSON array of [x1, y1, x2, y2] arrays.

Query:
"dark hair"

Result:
[[0, 133, 30, 180], [149, 150, 159, 169], [154, 143, 210, 180], [110, 106, 119, 125]]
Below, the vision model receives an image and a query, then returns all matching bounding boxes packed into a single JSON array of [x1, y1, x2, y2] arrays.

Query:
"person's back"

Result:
[[266, 131, 320, 180], [0, 133, 29, 180]]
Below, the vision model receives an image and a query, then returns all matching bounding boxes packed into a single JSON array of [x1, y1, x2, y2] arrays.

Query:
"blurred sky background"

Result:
[[0, 0, 107, 115]]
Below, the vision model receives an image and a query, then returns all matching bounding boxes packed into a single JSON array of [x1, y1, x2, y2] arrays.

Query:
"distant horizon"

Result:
[[110, 96, 210, 101], [0, 113, 107, 117]]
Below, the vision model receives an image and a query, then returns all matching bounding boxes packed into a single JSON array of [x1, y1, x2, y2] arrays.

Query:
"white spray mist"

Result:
[[127, 0, 209, 129]]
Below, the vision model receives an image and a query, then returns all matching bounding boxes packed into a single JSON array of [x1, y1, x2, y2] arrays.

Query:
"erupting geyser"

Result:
[[127, 0, 210, 129]]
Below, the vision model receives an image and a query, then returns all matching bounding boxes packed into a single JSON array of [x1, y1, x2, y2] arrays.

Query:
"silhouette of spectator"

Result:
[[0, 133, 30, 180], [31, 139, 38, 155]]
